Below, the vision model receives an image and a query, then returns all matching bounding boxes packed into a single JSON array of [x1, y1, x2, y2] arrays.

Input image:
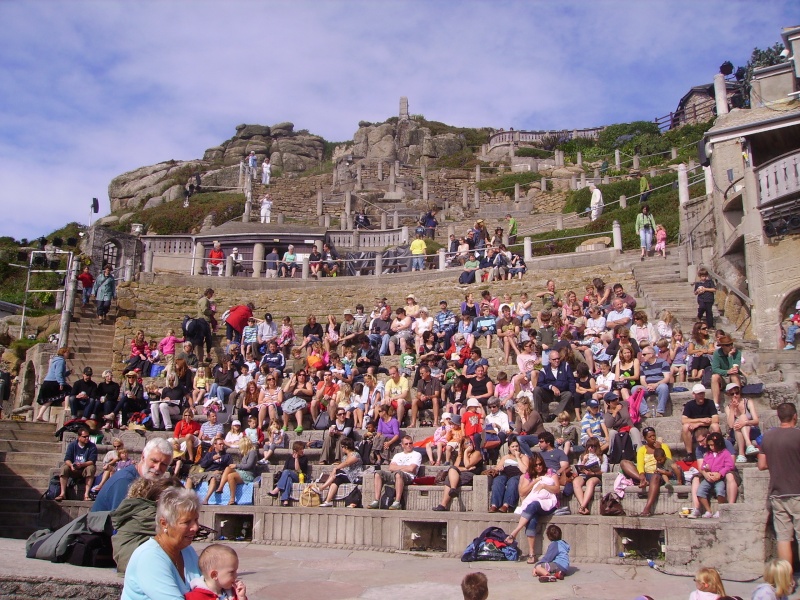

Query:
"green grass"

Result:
[[111, 192, 244, 235], [515, 147, 553, 159], [476, 171, 543, 194]]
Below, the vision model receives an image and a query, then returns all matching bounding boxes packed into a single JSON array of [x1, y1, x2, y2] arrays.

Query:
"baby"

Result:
[[185, 544, 247, 600]]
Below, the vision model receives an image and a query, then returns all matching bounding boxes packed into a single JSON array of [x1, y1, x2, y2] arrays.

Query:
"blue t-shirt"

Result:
[[91, 464, 138, 512], [121, 538, 201, 600]]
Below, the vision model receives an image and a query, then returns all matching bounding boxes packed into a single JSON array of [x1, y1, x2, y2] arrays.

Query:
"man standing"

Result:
[[92, 437, 172, 512], [248, 151, 258, 178], [589, 183, 604, 222], [57, 427, 97, 502], [421, 209, 438, 239], [433, 300, 456, 351], [758, 402, 800, 564], [681, 384, 720, 457], [533, 350, 575, 416], [264, 247, 279, 278], [506, 213, 518, 246], [369, 435, 421, 510], [633, 347, 672, 417], [410, 233, 427, 272]]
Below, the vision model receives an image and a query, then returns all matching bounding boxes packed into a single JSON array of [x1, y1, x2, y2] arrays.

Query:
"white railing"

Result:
[[327, 227, 408, 249], [142, 235, 194, 254], [757, 149, 800, 206], [488, 127, 604, 149]]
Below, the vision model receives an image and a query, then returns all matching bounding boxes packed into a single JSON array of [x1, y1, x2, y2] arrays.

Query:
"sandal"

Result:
[[489, 505, 498, 513], [282, 501, 290, 507], [54, 495, 65, 502], [526, 555, 537, 564], [228, 499, 237, 505]]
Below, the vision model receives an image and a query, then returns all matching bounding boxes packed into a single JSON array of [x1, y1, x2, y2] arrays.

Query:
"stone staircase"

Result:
[[69, 303, 118, 377]]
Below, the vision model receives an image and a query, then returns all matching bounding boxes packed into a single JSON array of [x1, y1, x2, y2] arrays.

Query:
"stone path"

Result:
[[0, 538, 766, 600]]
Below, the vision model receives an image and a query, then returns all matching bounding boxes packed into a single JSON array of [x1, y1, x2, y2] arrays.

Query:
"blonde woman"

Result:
[[205, 436, 258, 505]]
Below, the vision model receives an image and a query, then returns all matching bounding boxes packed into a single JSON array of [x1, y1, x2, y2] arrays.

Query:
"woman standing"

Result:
[[121, 487, 201, 600], [92, 264, 116, 323], [635, 204, 657, 261], [314, 437, 364, 508], [206, 436, 258, 505], [35, 347, 71, 421]]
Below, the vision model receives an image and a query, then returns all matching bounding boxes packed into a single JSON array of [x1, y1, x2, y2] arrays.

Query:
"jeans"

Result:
[[521, 500, 556, 537], [517, 434, 540, 457], [787, 324, 798, 344], [412, 256, 425, 271], [631, 383, 670, 414], [81, 288, 92, 305], [208, 384, 233, 404], [96, 299, 111, 317], [697, 301, 714, 329], [639, 227, 653, 251], [69, 396, 89, 417], [491, 474, 520, 508], [277, 469, 299, 502], [368, 333, 390, 355], [226, 324, 242, 343]]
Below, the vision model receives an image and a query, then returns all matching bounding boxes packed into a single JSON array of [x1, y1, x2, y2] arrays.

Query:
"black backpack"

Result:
[[66, 533, 115, 568], [608, 430, 635, 464], [43, 474, 61, 501], [379, 485, 401, 509]]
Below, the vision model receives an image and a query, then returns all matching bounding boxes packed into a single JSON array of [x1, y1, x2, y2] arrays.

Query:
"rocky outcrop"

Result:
[[350, 120, 466, 165], [109, 122, 328, 212]]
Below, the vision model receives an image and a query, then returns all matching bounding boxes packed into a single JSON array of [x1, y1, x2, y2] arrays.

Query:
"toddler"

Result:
[[688, 566, 725, 600], [654, 224, 667, 259], [260, 419, 286, 464], [243, 415, 264, 448], [277, 316, 295, 357], [158, 328, 184, 377], [186, 544, 247, 600], [534, 524, 570, 582], [554, 411, 579, 456], [426, 413, 452, 465], [653, 447, 682, 486]]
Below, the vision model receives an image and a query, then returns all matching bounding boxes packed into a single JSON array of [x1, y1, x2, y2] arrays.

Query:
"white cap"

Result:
[[231, 420, 241, 426], [466, 398, 481, 408], [441, 412, 452, 422], [692, 384, 706, 394]]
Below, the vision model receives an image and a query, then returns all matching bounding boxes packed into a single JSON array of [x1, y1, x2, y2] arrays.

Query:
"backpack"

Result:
[[608, 430, 635, 464], [43, 474, 61, 501], [379, 485, 400, 510], [342, 486, 362, 508], [599, 492, 626, 516], [66, 533, 115, 568], [313, 412, 331, 430], [461, 526, 519, 562]]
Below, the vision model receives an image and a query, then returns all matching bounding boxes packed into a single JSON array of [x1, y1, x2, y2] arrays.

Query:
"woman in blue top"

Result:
[[121, 487, 201, 600], [279, 245, 298, 278], [91, 264, 117, 323], [35, 347, 71, 421]]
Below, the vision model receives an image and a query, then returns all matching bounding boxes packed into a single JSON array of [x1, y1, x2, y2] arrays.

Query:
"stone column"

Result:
[[703, 166, 713, 197], [377, 161, 383, 181], [124, 258, 133, 282], [143, 249, 153, 273], [540, 178, 547, 191], [420, 161, 427, 179], [389, 164, 396, 192], [612, 221, 622, 251], [649, 168, 657, 178], [341, 211, 348, 230], [317, 189, 323, 216], [301, 256, 309, 280], [194, 242, 205, 276], [225, 255, 234, 277], [580, 172, 586, 188], [401, 226, 409, 244], [375, 254, 382, 278], [603, 175, 610, 185], [422, 178, 428, 201], [353, 229, 361, 251], [393, 211, 399, 229], [462, 184, 469, 209], [620, 195, 627, 209], [714, 73, 729, 116], [632, 154, 640, 170], [356, 164, 362, 190], [394, 161, 400, 181], [252, 243, 264, 278], [678, 164, 689, 206], [332, 166, 337, 187], [523, 237, 532, 262], [324, 214, 331, 228], [671, 147, 678, 160], [238, 161, 244, 188], [344, 191, 352, 215], [318, 215, 325, 226], [678, 244, 688, 281], [242, 198, 251, 223], [277, 213, 285, 225], [509, 144, 515, 158], [556, 215, 564, 230], [514, 182, 520, 203], [447, 224, 455, 239], [347, 214, 354, 230], [438, 248, 446, 271], [570, 175, 577, 190], [577, 151, 583, 167], [614, 149, 621, 170], [475, 165, 481, 183], [381, 212, 387, 230], [594, 168, 600, 179], [473, 188, 480, 209]]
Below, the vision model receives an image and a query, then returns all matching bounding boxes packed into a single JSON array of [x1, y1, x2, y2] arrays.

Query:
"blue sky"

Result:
[[0, 0, 797, 240]]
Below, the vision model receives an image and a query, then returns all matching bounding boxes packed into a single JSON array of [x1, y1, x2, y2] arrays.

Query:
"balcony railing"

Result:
[[757, 149, 800, 206]]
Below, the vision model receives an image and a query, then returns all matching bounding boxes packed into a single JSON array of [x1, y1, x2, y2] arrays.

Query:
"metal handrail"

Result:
[[703, 265, 752, 307]]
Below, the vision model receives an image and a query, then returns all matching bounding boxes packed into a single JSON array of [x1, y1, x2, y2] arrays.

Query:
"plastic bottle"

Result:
[[299, 472, 305, 484]]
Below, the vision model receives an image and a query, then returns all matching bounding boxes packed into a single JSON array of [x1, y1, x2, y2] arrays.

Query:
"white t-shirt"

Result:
[[391, 450, 422, 473], [485, 411, 511, 433]]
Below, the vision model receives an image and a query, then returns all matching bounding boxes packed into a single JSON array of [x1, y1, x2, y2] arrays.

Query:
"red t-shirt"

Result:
[[209, 249, 224, 265], [173, 420, 200, 438], [226, 305, 253, 333], [77, 272, 94, 290], [463, 409, 484, 437]]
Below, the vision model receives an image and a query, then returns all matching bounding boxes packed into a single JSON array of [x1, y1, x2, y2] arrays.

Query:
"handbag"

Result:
[[299, 485, 321, 507], [599, 492, 626, 516]]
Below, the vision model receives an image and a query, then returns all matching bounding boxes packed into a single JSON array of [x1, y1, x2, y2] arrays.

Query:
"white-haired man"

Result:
[[91, 437, 172, 512]]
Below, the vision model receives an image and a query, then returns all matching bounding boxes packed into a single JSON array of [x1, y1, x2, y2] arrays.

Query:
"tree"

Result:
[[730, 42, 787, 109]]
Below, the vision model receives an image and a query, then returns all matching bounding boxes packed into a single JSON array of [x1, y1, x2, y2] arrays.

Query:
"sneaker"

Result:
[[319, 501, 333, 507], [712, 511, 720, 518], [745, 445, 759, 456], [282, 426, 288, 432], [701, 511, 713, 519], [539, 576, 558, 583], [257, 458, 270, 465], [368, 500, 379, 509], [784, 344, 796, 350], [687, 508, 701, 519], [389, 501, 402, 510], [736, 455, 748, 464]]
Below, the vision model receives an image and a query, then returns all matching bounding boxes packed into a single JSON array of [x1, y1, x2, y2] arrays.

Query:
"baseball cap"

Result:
[[343, 309, 353, 315], [83, 367, 93, 376], [231, 420, 241, 426], [466, 398, 481, 408], [725, 382, 741, 392], [603, 392, 619, 402], [692, 384, 706, 394], [587, 399, 599, 408], [439, 299, 448, 305]]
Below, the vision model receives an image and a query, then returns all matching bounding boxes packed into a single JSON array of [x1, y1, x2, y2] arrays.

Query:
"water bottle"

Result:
[[299, 472, 305, 484], [648, 559, 655, 568]]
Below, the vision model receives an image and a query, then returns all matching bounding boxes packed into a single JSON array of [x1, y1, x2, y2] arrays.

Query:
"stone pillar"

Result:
[[438, 248, 446, 271], [252, 243, 264, 278], [393, 211, 399, 229], [143, 249, 153, 273], [401, 226, 409, 245], [124, 258, 133, 282], [556, 215, 564, 230], [389, 164, 396, 192], [678, 164, 689, 206], [620, 195, 627, 209], [473, 188, 480, 210], [603, 175, 610, 185], [301, 256, 309, 280], [356, 164, 362, 190], [377, 161, 383, 181], [225, 255, 234, 277], [381, 212, 387, 230], [509, 144, 515, 158], [394, 160, 400, 177], [242, 198, 251, 223], [238, 161, 244, 188], [580, 172, 586, 188], [422, 178, 428, 201], [514, 183, 520, 203], [671, 147, 678, 160], [577, 151, 583, 167], [318, 215, 325, 226], [447, 224, 455, 239], [347, 214, 354, 230], [678, 244, 688, 281], [353, 229, 361, 251], [714, 73, 729, 116], [632, 154, 640, 170], [324, 214, 331, 228], [475, 165, 481, 183], [332, 166, 337, 187], [540, 178, 547, 191], [375, 254, 382, 277], [316, 189, 323, 216], [462, 184, 469, 209], [277, 213, 285, 225], [341, 211, 348, 231], [614, 149, 621, 170], [703, 166, 713, 197], [570, 175, 577, 190], [594, 168, 600, 179], [421, 161, 427, 179], [194, 242, 205, 276], [612, 221, 622, 251], [523, 237, 532, 262], [345, 191, 352, 215]]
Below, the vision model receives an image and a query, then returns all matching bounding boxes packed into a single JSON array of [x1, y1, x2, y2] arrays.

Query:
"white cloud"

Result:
[[0, 0, 797, 239]]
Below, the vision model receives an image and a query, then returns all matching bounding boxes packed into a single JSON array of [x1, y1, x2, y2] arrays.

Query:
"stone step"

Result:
[[0, 524, 39, 539], [0, 451, 64, 467], [0, 440, 61, 453], [0, 421, 57, 435]]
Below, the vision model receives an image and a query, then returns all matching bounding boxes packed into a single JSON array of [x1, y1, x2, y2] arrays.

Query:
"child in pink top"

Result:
[[654, 224, 667, 259], [695, 432, 734, 518], [158, 328, 184, 377]]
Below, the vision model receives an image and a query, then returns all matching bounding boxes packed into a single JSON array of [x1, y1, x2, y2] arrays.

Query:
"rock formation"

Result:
[[349, 119, 465, 165]]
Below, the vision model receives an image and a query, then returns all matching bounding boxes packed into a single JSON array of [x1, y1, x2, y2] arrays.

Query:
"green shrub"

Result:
[[477, 171, 542, 193], [431, 149, 488, 169], [515, 147, 552, 159], [10, 337, 43, 360], [563, 172, 678, 214]]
